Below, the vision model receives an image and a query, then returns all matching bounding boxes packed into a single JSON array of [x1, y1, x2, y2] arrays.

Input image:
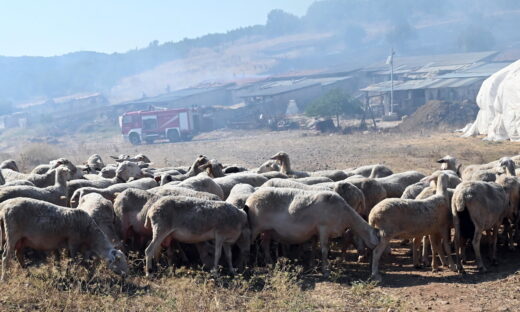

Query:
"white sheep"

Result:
[[144, 196, 249, 276], [369, 173, 455, 282], [0, 198, 128, 280], [245, 187, 379, 276]]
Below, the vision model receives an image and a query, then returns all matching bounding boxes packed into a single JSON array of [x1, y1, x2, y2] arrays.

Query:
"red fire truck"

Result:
[[119, 108, 195, 145]]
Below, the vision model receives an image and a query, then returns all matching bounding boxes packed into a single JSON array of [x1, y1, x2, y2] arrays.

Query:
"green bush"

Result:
[[305, 88, 362, 127]]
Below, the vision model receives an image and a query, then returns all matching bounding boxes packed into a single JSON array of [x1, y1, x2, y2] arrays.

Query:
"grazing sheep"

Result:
[[0, 198, 128, 280], [114, 187, 221, 250], [174, 175, 225, 199], [0, 160, 19, 172], [0, 166, 71, 206], [144, 196, 249, 275], [270, 152, 309, 178], [70, 177, 158, 206], [245, 187, 379, 276], [213, 173, 268, 199], [369, 173, 455, 282], [452, 181, 508, 273], [77, 193, 120, 246]]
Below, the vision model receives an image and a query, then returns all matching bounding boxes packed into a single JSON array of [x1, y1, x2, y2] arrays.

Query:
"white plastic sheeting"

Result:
[[463, 59, 520, 141]]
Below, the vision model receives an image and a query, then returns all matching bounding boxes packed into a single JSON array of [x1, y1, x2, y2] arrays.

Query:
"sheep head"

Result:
[[107, 249, 129, 276], [436, 155, 458, 171], [498, 157, 516, 176]]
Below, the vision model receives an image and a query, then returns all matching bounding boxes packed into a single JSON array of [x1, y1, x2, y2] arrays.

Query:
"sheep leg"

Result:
[[472, 230, 486, 273], [1, 246, 14, 281], [371, 236, 390, 282], [412, 237, 422, 268], [318, 226, 330, 278], [212, 235, 224, 275], [430, 233, 448, 272], [421, 236, 430, 267], [441, 228, 456, 271], [144, 229, 173, 277], [260, 232, 272, 266], [15, 247, 25, 269], [491, 224, 499, 266], [452, 215, 465, 274], [223, 243, 235, 274]]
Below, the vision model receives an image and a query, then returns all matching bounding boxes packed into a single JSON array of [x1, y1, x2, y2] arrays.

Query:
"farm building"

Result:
[[360, 51, 512, 116]]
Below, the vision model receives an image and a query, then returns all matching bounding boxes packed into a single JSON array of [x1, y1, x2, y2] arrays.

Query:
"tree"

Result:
[[305, 88, 362, 127], [266, 9, 301, 35]]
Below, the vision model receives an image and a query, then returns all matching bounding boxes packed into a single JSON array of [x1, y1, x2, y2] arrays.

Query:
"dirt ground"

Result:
[[2, 128, 520, 311]]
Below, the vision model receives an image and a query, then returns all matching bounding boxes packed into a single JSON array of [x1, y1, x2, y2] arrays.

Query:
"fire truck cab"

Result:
[[119, 108, 194, 145]]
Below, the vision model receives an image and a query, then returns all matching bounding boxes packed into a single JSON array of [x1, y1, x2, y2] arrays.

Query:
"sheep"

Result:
[[401, 170, 461, 200], [265, 178, 366, 217], [373, 171, 426, 198], [222, 164, 248, 174], [174, 175, 225, 199], [270, 152, 310, 178], [99, 165, 117, 179], [345, 164, 393, 178], [310, 170, 349, 181], [461, 159, 500, 181], [144, 196, 249, 275], [1, 167, 62, 188], [225, 183, 256, 209], [368, 173, 455, 282], [494, 157, 520, 249], [31, 158, 77, 175], [0, 166, 71, 206], [114, 187, 220, 250], [291, 176, 333, 185], [70, 177, 159, 207], [66, 161, 146, 206], [111, 153, 151, 163], [437, 155, 461, 174], [0, 159, 19, 172], [213, 173, 268, 199], [86, 154, 105, 171], [345, 178, 387, 215], [451, 180, 508, 273], [0, 198, 128, 280], [245, 187, 379, 276], [77, 193, 120, 246], [200, 159, 225, 178]]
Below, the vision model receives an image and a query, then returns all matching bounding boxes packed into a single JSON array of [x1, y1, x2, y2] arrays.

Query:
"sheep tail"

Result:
[[453, 190, 468, 212]]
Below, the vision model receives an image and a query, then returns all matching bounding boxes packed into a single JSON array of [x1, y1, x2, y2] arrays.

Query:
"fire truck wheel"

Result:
[[167, 130, 180, 143], [129, 133, 141, 145]]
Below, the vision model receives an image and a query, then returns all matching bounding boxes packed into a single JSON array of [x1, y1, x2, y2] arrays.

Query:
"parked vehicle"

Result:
[[119, 108, 195, 145]]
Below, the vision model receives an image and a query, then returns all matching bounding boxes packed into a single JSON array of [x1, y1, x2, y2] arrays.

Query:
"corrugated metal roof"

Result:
[[361, 77, 483, 92], [363, 51, 498, 73], [437, 62, 512, 78], [237, 80, 321, 97], [112, 86, 227, 106]]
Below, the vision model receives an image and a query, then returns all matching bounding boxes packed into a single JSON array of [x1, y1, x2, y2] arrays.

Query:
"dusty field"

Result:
[[2, 129, 520, 311]]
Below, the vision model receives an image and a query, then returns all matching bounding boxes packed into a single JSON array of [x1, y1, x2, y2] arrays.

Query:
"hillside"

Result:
[[1, 0, 520, 111]]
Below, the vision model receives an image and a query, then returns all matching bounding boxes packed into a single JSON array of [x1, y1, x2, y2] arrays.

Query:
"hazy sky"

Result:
[[0, 0, 316, 57]]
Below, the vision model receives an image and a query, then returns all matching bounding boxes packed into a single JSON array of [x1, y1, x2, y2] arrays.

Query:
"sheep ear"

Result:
[[436, 158, 445, 163], [154, 176, 161, 183], [110, 156, 119, 160], [456, 164, 462, 177]]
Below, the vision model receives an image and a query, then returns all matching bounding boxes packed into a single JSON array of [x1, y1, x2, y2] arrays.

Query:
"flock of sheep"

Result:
[[0, 150, 518, 283]]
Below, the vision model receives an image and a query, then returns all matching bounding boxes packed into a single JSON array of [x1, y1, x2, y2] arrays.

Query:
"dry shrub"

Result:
[[17, 143, 61, 172]]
